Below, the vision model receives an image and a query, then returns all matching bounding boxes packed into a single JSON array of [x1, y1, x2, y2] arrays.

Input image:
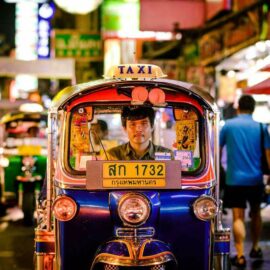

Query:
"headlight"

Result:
[[193, 195, 218, 221], [53, 195, 77, 221], [118, 193, 150, 226], [0, 157, 9, 167]]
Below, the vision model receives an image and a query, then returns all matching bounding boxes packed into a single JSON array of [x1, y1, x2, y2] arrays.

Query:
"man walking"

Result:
[[220, 95, 270, 267]]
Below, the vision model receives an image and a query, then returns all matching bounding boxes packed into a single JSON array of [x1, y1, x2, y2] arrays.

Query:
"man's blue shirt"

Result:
[[220, 114, 270, 186]]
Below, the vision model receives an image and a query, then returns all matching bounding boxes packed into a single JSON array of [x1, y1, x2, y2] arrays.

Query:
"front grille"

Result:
[[104, 265, 119, 270], [116, 227, 155, 238]]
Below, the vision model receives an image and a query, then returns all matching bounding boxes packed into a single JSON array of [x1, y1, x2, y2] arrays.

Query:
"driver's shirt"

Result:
[[105, 141, 172, 160]]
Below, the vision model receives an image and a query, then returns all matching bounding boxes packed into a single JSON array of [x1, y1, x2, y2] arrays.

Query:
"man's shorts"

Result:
[[223, 185, 264, 209]]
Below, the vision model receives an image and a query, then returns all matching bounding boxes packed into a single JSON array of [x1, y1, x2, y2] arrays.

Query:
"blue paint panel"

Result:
[[143, 240, 171, 256], [214, 241, 230, 254], [57, 190, 113, 270], [98, 241, 130, 257], [56, 188, 213, 270], [158, 189, 213, 270], [35, 242, 55, 253]]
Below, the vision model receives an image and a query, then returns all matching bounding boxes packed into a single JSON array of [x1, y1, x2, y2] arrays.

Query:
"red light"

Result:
[[149, 88, 165, 105], [131, 86, 148, 103]]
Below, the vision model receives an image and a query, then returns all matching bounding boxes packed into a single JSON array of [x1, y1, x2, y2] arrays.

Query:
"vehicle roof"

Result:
[[51, 78, 217, 112], [0, 111, 47, 124]]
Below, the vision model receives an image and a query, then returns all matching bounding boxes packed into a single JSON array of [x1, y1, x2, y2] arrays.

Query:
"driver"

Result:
[[106, 106, 173, 160]]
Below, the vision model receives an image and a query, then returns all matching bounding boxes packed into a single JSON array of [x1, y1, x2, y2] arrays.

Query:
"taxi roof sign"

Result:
[[104, 64, 167, 80]]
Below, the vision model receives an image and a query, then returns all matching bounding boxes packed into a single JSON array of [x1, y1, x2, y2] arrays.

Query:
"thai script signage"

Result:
[[52, 30, 102, 60]]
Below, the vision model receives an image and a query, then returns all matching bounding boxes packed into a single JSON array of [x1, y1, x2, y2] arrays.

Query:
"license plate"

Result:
[[86, 160, 181, 190], [102, 162, 166, 188]]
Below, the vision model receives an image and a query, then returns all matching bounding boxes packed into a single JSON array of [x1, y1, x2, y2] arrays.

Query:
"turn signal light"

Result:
[[193, 195, 217, 221], [53, 195, 77, 221]]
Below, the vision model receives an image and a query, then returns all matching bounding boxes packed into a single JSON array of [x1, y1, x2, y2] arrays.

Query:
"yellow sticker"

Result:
[[18, 145, 42, 155], [176, 120, 196, 151]]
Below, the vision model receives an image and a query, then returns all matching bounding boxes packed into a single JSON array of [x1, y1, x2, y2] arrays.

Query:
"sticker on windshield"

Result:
[[176, 120, 196, 151], [155, 152, 172, 160], [174, 150, 193, 169]]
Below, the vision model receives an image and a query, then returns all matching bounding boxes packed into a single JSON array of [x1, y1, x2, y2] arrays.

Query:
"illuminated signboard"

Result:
[[52, 31, 102, 60], [38, 3, 55, 59], [101, 0, 139, 32]]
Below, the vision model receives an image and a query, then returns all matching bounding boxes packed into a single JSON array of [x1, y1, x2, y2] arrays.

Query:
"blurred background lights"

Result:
[[39, 3, 54, 19], [19, 103, 44, 113], [227, 70, 235, 78], [54, 0, 102, 14], [255, 41, 267, 53], [4, 0, 46, 2]]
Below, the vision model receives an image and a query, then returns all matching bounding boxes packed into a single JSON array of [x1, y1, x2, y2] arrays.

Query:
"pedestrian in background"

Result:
[[220, 95, 270, 268]]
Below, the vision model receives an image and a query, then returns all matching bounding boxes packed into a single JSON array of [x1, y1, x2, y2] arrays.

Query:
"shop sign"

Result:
[[199, 8, 260, 65], [101, 0, 139, 32], [52, 31, 102, 60]]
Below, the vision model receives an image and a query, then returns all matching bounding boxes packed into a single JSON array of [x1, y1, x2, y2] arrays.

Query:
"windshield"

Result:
[[68, 104, 203, 174], [4, 118, 47, 149]]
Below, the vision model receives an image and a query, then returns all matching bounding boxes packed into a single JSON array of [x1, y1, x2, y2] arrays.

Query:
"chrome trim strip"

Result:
[[116, 227, 155, 238], [46, 109, 58, 231]]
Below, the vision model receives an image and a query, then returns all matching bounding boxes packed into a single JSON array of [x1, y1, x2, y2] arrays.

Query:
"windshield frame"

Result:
[[64, 101, 206, 177]]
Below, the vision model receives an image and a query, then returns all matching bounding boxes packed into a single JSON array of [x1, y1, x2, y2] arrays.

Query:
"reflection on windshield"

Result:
[[69, 105, 202, 173]]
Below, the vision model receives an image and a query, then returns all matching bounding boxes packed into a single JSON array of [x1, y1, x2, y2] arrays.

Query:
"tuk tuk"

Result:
[[35, 64, 230, 270], [0, 107, 47, 224]]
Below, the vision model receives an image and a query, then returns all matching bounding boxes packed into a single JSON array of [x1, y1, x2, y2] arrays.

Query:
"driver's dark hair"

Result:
[[121, 106, 155, 128], [97, 119, 108, 133], [238, 95, 255, 113]]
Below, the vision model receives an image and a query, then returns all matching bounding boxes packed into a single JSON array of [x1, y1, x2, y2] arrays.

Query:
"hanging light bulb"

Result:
[[54, 0, 102, 14]]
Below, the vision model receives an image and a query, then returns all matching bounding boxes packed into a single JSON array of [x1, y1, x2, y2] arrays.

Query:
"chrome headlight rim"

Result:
[[52, 195, 77, 222], [193, 195, 218, 221], [117, 193, 151, 227]]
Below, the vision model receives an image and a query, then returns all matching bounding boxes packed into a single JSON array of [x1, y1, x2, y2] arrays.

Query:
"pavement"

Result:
[[223, 205, 270, 270]]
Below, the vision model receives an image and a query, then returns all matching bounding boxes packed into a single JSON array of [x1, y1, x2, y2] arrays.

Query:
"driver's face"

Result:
[[125, 117, 152, 146]]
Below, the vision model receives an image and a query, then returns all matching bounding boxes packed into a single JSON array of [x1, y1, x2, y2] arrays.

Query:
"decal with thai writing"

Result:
[[174, 150, 193, 169], [176, 120, 196, 151]]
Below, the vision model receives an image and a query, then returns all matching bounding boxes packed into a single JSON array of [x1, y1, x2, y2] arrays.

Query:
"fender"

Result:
[[91, 238, 177, 269]]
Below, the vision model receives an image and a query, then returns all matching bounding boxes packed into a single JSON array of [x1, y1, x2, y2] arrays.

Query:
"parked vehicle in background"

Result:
[[0, 104, 47, 225]]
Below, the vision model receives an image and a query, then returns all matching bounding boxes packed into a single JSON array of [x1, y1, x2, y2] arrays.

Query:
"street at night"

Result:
[[1, 1, 270, 270]]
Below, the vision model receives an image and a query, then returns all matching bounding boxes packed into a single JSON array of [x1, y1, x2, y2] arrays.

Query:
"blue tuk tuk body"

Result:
[[35, 64, 230, 270]]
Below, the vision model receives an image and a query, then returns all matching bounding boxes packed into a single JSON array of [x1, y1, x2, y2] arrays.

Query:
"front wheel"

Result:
[[22, 189, 35, 226]]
